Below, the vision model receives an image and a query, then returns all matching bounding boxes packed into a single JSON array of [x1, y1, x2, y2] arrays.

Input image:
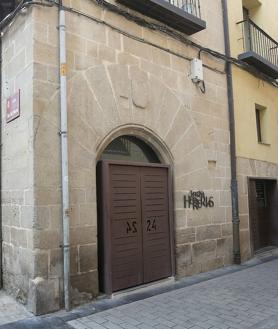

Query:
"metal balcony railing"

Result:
[[165, 0, 201, 18], [238, 18, 278, 67]]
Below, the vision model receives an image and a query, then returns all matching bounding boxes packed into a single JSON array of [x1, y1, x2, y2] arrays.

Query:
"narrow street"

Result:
[[1, 254, 278, 329], [68, 257, 278, 329]]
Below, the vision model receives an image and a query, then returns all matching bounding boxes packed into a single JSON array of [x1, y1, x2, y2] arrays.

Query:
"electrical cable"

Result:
[[0, 0, 277, 88]]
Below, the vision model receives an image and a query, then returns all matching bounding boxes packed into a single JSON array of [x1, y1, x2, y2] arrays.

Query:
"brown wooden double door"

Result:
[[98, 162, 172, 294], [248, 179, 278, 253]]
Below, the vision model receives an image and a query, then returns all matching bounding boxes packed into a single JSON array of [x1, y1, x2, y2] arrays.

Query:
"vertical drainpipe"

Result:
[[221, 0, 241, 264], [59, 0, 70, 310]]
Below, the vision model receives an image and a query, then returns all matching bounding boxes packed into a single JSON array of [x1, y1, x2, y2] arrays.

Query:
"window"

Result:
[[255, 104, 268, 144], [101, 135, 160, 163]]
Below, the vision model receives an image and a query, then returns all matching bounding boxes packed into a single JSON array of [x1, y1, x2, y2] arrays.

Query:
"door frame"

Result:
[[97, 160, 175, 296], [247, 177, 277, 256]]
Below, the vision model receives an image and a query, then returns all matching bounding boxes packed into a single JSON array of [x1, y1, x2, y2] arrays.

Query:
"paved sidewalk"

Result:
[[1, 253, 278, 329], [0, 291, 33, 326], [68, 259, 278, 329]]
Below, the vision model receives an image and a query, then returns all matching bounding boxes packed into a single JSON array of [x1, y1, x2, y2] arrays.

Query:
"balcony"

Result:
[[116, 0, 206, 35], [237, 18, 278, 79]]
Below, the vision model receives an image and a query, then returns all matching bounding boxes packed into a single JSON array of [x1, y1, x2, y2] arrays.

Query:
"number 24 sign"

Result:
[[126, 218, 157, 234]]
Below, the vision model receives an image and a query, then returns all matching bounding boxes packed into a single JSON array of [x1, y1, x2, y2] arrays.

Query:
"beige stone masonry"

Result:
[[1, 0, 233, 314]]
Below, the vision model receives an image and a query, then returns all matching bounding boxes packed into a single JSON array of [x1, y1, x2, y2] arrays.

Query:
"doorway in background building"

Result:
[[248, 179, 278, 253], [96, 136, 174, 295]]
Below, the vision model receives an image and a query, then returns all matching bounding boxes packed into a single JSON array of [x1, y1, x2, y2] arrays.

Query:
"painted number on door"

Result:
[[126, 221, 137, 234], [147, 218, 157, 232]]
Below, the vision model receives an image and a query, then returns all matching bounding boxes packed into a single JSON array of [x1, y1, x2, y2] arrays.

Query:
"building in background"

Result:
[[227, 0, 278, 261]]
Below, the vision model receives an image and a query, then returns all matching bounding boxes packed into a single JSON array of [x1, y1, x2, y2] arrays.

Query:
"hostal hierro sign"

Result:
[[184, 190, 214, 210]]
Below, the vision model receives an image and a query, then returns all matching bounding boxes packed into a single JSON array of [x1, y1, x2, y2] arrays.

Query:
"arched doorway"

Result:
[[97, 135, 174, 295]]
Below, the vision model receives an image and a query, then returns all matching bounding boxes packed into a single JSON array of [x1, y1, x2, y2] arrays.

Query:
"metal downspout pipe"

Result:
[[59, 0, 70, 310], [221, 0, 241, 264]]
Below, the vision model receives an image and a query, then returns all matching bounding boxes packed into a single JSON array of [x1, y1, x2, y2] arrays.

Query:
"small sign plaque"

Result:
[[6, 90, 20, 123]]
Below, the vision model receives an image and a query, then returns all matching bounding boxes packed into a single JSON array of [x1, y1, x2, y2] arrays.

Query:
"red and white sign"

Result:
[[6, 90, 20, 123]]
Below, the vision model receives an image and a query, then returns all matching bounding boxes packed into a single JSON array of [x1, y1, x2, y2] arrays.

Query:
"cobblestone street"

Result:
[[1, 256, 278, 329], [68, 258, 278, 329]]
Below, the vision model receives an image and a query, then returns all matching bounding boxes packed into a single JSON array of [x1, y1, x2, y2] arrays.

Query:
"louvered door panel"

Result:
[[141, 166, 172, 283], [110, 165, 143, 291]]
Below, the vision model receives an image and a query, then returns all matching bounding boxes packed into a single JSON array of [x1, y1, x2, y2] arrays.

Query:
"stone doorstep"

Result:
[[1, 249, 278, 329]]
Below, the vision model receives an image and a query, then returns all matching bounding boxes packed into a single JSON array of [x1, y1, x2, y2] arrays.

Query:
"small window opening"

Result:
[[255, 104, 267, 144]]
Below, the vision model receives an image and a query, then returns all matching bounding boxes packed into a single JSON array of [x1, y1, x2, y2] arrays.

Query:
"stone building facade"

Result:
[[0, 0, 233, 314]]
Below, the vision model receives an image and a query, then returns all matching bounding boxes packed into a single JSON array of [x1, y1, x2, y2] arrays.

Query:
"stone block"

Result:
[[50, 205, 62, 230], [123, 36, 152, 61], [2, 205, 19, 226], [99, 44, 116, 63], [2, 225, 11, 244], [70, 226, 97, 246], [70, 189, 86, 205], [239, 214, 250, 230], [34, 41, 58, 66], [174, 209, 186, 229], [66, 33, 86, 53], [196, 225, 221, 241], [108, 29, 122, 50], [50, 248, 63, 277], [201, 257, 224, 272], [131, 79, 149, 109], [11, 227, 28, 248], [71, 271, 99, 307], [10, 190, 24, 205], [86, 40, 98, 58], [28, 277, 60, 315], [175, 244, 192, 269], [34, 188, 61, 206], [108, 64, 129, 99], [21, 206, 35, 229], [192, 240, 217, 262], [79, 244, 98, 273], [33, 229, 60, 250], [79, 203, 97, 226], [184, 262, 202, 277], [176, 228, 195, 244], [34, 250, 49, 277], [238, 194, 249, 215], [240, 229, 251, 262], [221, 223, 232, 237], [216, 237, 233, 258], [70, 247, 78, 275], [117, 52, 140, 65], [140, 59, 162, 78]]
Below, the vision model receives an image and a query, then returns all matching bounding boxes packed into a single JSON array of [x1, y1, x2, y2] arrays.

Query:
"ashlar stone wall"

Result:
[[2, 0, 233, 314], [1, 14, 35, 304]]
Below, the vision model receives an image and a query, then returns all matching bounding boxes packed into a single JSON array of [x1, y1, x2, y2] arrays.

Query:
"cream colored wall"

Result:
[[249, 0, 278, 41], [232, 66, 278, 164], [228, 0, 278, 58], [228, 0, 278, 164]]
